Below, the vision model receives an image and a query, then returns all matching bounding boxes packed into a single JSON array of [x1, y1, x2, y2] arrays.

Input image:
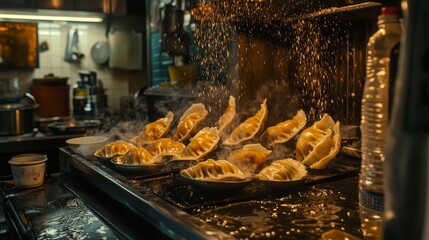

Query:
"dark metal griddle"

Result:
[[59, 147, 360, 239]]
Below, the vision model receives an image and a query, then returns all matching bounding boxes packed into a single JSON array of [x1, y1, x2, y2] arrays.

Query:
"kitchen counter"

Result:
[[1, 160, 364, 239], [0, 132, 82, 152], [0, 132, 83, 177], [53, 147, 363, 239], [1, 173, 169, 239]]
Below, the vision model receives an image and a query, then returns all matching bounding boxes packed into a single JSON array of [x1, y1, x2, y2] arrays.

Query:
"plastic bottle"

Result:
[[359, 6, 402, 240]]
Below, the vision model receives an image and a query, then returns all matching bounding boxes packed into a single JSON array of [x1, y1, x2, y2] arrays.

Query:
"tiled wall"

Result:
[[1, 22, 146, 114]]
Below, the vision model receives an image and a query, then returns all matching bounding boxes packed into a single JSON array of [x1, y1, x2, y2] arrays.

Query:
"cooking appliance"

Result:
[[59, 147, 361, 239], [35, 116, 62, 133], [4, 0, 414, 239], [91, 1, 387, 238], [72, 70, 106, 117], [2, 174, 139, 240], [0, 93, 38, 136]]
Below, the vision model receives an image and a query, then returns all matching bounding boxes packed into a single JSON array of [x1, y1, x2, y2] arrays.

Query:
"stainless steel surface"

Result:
[[48, 119, 101, 135], [256, 176, 309, 192], [60, 147, 360, 239], [179, 171, 254, 195], [110, 158, 167, 177], [2, 174, 123, 239], [108, 31, 142, 70], [192, 176, 364, 239], [0, 95, 38, 136], [60, 148, 231, 240]]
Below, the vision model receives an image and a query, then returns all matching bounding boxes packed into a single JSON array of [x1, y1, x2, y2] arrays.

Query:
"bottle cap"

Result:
[[378, 6, 399, 25], [382, 6, 398, 15]]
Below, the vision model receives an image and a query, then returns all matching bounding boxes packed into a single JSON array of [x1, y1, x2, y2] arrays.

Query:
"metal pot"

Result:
[[0, 93, 38, 136]]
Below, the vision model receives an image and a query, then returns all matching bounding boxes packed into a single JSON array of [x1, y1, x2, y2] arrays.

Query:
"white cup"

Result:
[[9, 154, 47, 188]]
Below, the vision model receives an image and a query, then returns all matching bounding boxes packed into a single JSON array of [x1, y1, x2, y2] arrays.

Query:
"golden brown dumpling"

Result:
[[256, 158, 307, 181], [296, 114, 341, 169], [94, 140, 135, 158], [181, 159, 247, 181], [173, 103, 208, 142], [227, 143, 272, 169], [261, 109, 307, 148], [115, 147, 158, 165], [131, 111, 174, 146], [146, 138, 186, 158], [223, 99, 268, 146], [174, 127, 220, 160], [216, 96, 236, 137]]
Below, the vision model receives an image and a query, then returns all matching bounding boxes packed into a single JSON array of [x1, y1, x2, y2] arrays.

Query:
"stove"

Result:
[[1, 173, 169, 239], [59, 147, 363, 239], [2, 177, 119, 239]]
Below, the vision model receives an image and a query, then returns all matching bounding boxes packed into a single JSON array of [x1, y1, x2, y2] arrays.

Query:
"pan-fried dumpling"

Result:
[[296, 114, 341, 169], [146, 138, 186, 158], [181, 159, 248, 181], [94, 140, 135, 158], [223, 99, 268, 146], [227, 143, 272, 169], [131, 111, 174, 146], [256, 158, 307, 181], [261, 109, 307, 148], [217, 96, 236, 137], [174, 127, 220, 160], [173, 103, 208, 142], [115, 147, 158, 165]]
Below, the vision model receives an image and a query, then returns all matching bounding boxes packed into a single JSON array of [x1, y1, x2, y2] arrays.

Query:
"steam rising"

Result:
[[192, 0, 352, 125], [80, 1, 352, 167]]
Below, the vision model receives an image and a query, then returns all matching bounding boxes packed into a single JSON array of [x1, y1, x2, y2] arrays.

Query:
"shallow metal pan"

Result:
[[48, 119, 101, 135], [179, 169, 253, 195], [110, 158, 167, 177]]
